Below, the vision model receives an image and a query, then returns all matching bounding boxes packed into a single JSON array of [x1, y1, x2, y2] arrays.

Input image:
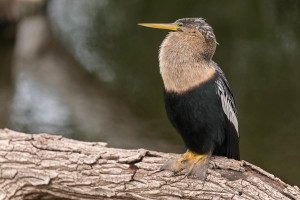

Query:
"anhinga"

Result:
[[139, 18, 240, 180]]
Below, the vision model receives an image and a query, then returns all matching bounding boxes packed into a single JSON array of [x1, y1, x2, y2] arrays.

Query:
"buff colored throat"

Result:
[[159, 31, 216, 94]]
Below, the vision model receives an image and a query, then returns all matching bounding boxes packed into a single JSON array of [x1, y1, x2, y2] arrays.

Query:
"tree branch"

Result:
[[0, 129, 299, 200]]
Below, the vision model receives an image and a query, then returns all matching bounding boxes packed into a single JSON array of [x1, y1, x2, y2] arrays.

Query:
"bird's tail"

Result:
[[226, 125, 240, 160], [214, 122, 240, 160]]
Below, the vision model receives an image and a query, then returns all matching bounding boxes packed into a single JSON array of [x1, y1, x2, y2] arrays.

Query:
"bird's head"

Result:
[[139, 18, 217, 61]]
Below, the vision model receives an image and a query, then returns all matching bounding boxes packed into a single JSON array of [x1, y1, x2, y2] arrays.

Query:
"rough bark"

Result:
[[0, 129, 299, 200]]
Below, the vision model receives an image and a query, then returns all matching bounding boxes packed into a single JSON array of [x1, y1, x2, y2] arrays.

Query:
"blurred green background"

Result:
[[0, 0, 299, 185]]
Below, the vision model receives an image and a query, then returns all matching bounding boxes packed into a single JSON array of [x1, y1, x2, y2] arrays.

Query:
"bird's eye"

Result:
[[178, 23, 183, 27]]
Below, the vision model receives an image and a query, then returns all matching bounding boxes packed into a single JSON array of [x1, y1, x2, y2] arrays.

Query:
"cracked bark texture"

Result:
[[0, 129, 299, 200]]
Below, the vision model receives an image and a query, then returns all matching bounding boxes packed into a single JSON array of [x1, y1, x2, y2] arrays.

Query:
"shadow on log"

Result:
[[0, 129, 299, 200]]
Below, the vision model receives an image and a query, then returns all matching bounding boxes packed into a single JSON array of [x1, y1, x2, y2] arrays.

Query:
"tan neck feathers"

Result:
[[159, 32, 216, 94]]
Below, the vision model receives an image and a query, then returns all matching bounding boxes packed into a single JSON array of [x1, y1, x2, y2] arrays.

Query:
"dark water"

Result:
[[0, 0, 299, 185]]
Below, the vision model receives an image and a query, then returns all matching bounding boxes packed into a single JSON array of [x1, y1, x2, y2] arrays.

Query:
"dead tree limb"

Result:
[[0, 129, 299, 200]]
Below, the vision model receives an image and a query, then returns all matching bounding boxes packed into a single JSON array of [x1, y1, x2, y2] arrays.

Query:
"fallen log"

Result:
[[0, 129, 299, 200]]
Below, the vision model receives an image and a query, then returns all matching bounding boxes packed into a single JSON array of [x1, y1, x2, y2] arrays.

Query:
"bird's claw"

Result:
[[160, 150, 211, 181]]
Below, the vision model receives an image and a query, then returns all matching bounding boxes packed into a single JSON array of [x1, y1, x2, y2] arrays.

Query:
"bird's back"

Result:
[[212, 62, 240, 160]]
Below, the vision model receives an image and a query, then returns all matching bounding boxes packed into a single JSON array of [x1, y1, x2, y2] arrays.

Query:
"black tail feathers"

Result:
[[213, 121, 240, 160]]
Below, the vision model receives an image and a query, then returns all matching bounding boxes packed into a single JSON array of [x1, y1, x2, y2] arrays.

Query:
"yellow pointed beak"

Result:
[[138, 23, 177, 31]]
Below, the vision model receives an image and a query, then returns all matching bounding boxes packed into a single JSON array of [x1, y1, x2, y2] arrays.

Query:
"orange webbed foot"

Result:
[[160, 150, 211, 181]]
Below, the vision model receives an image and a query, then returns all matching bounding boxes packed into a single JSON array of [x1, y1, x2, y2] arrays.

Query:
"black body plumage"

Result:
[[164, 62, 240, 160]]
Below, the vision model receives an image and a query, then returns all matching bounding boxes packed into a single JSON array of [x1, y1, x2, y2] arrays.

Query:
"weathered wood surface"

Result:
[[0, 129, 299, 200]]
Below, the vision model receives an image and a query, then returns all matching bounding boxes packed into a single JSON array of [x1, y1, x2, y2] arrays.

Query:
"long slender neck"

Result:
[[159, 31, 216, 94]]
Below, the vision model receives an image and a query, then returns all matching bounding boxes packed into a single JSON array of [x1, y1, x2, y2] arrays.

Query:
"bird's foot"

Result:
[[160, 150, 211, 180]]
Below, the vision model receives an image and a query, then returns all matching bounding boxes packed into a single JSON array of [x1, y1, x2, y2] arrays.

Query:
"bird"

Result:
[[139, 18, 240, 180]]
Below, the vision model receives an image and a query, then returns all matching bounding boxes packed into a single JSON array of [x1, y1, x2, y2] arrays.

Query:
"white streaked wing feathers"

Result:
[[216, 79, 239, 136]]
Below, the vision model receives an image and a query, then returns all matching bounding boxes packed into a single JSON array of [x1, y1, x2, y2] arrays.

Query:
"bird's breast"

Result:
[[160, 63, 216, 94]]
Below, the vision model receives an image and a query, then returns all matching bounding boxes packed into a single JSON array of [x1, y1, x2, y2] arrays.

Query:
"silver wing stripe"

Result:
[[216, 80, 239, 136]]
